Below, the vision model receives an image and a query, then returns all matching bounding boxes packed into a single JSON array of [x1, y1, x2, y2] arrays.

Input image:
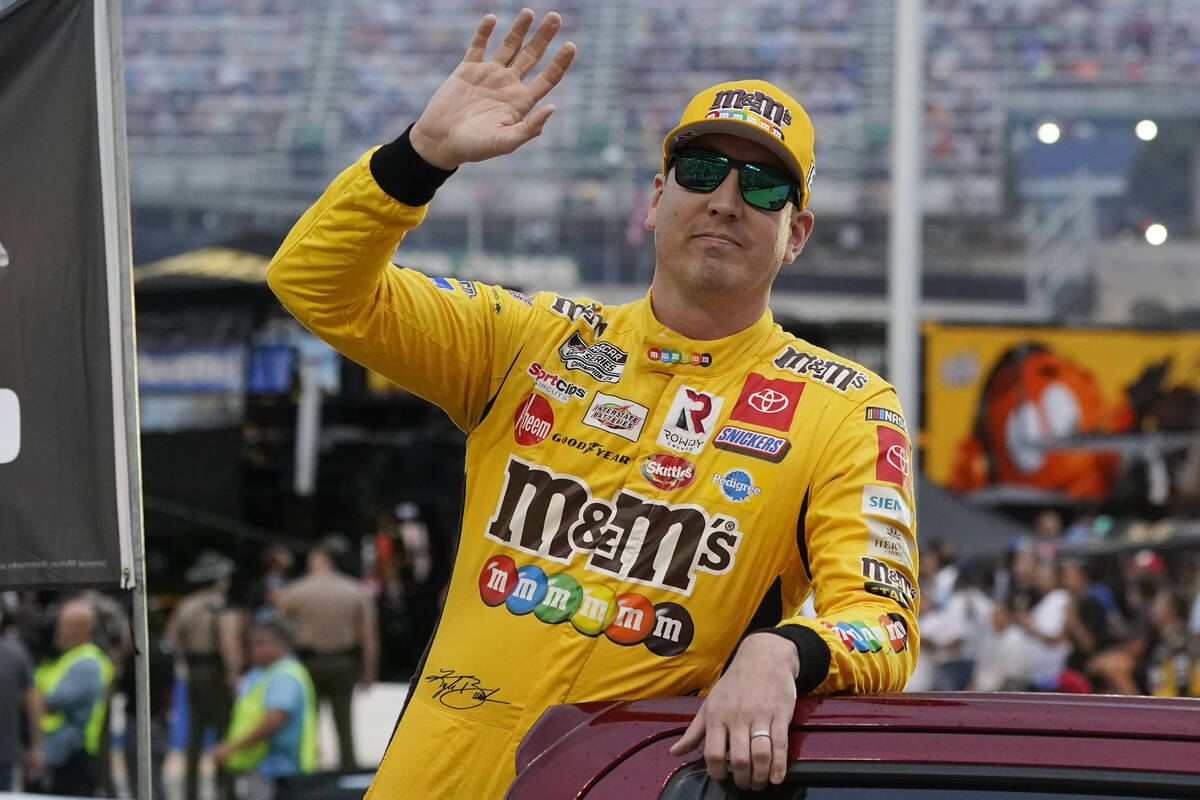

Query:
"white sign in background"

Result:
[[0, 388, 17, 464]]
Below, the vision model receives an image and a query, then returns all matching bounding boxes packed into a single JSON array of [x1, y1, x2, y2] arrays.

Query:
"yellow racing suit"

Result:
[[267, 131, 920, 799]]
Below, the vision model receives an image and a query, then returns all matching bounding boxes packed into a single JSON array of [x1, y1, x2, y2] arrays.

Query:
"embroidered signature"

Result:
[[425, 668, 510, 710]]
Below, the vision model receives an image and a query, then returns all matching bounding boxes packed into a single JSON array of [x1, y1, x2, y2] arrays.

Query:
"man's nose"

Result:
[[706, 171, 742, 218]]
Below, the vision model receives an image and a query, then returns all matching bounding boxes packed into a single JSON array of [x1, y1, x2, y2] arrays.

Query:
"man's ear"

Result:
[[782, 209, 815, 264], [644, 173, 666, 231]]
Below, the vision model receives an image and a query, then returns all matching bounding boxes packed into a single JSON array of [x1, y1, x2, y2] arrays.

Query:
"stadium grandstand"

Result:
[[123, 0, 1200, 324]]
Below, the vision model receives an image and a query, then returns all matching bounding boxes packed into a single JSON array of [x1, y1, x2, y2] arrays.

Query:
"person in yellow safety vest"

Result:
[[29, 599, 112, 797], [211, 619, 317, 800]]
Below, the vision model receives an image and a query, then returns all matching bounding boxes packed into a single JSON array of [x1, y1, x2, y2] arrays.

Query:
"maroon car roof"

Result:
[[509, 692, 1200, 799], [606, 692, 1200, 739]]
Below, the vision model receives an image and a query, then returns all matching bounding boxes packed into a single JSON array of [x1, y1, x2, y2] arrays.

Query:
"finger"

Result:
[[490, 8, 535, 66], [669, 706, 707, 756], [509, 11, 563, 79], [726, 724, 751, 789], [749, 726, 773, 790], [463, 14, 497, 63], [769, 715, 789, 785], [703, 722, 729, 782], [527, 42, 577, 104]]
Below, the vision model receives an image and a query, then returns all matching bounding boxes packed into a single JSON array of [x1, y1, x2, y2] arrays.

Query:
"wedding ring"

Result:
[[750, 730, 772, 739]]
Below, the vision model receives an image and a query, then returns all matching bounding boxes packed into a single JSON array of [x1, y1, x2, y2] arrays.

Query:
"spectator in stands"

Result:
[[927, 561, 994, 691], [1143, 587, 1200, 697], [1017, 550, 1072, 691], [970, 594, 1035, 692], [275, 535, 378, 770], [211, 618, 317, 800], [167, 551, 244, 800]]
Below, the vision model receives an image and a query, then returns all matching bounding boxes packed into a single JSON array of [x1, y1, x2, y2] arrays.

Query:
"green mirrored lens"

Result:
[[673, 150, 795, 211], [675, 154, 730, 191], [740, 183, 791, 211]]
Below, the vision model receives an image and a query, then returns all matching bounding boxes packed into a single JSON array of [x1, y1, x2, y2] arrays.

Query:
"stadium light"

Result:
[[1135, 119, 1158, 141], [1036, 122, 1061, 144], [1145, 223, 1168, 246]]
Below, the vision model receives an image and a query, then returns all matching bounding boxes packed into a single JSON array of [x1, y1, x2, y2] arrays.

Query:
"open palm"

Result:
[[410, 10, 576, 170]]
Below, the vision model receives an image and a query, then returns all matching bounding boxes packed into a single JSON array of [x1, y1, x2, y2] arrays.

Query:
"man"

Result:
[[211, 619, 317, 800], [267, 10, 919, 797], [0, 624, 43, 791], [30, 600, 112, 796], [166, 551, 244, 800], [275, 535, 379, 769]]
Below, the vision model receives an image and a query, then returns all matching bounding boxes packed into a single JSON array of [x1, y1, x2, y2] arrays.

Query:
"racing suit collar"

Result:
[[638, 289, 777, 375]]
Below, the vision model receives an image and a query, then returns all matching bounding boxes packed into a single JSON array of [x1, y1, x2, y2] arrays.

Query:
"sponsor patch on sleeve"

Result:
[[861, 485, 912, 528], [874, 426, 912, 488], [865, 517, 914, 570], [865, 406, 907, 433]]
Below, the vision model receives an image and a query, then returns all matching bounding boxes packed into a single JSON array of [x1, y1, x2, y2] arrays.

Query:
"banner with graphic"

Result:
[[0, 0, 135, 587], [923, 322, 1200, 505]]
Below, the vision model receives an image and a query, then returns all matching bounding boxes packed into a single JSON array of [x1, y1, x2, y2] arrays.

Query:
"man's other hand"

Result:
[[669, 632, 799, 790]]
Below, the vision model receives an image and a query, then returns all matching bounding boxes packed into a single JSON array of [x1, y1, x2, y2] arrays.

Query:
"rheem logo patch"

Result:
[[513, 393, 553, 445]]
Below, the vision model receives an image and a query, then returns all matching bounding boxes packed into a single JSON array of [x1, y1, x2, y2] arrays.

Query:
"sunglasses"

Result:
[[668, 149, 799, 212]]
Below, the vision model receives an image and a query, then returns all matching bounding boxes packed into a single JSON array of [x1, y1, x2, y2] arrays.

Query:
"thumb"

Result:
[[499, 104, 556, 154], [668, 705, 706, 756]]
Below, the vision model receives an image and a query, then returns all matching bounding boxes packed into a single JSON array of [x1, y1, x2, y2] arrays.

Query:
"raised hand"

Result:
[[409, 9, 576, 171]]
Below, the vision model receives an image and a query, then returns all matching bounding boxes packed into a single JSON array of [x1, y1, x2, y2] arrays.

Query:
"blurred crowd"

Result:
[[121, 0, 1200, 177], [0, 529, 400, 799], [913, 523, 1200, 697]]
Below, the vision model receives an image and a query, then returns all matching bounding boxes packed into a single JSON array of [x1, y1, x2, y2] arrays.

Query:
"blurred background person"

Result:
[[246, 542, 295, 623], [926, 561, 994, 690], [166, 550, 244, 800], [1017, 550, 1072, 691], [0, 614, 43, 791], [30, 599, 112, 797], [970, 595, 1035, 692], [1144, 587, 1200, 697], [275, 535, 378, 770], [211, 619, 316, 800]]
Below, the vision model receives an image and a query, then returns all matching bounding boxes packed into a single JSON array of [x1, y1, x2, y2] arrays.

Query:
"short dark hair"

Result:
[[252, 617, 296, 650]]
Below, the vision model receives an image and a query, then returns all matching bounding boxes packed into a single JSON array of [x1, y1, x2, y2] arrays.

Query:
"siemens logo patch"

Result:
[[712, 425, 790, 463], [861, 485, 912, 528]]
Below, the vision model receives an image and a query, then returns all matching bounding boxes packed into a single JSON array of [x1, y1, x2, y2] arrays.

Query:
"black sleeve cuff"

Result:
[[369, 123, 457, 207], [755, 624, 832, 695]]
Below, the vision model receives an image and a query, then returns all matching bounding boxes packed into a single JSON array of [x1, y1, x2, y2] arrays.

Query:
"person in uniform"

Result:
[[166, 551, 244, 800], [274, 536, 378, 770], [267, 10, 920, 797]]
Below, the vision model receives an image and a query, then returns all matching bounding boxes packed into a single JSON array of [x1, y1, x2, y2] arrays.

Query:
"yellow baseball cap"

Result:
[[663, 80, 816, 210]]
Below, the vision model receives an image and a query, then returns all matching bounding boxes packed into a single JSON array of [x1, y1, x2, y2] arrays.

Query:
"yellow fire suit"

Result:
[[267, 132, 920, 799]]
